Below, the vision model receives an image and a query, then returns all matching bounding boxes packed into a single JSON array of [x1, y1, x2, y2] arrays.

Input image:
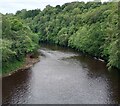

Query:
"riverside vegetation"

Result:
[[1, 14, 39, 74], [1, 1, 120, 75]]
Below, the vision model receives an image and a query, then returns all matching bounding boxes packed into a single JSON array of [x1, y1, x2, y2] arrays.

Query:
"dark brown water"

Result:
[[2, 44, 120, 104]]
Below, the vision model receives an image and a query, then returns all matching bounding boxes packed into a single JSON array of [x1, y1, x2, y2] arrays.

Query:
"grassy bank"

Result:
[[2, 54, 40, 77], [2, 59, 25, 75]]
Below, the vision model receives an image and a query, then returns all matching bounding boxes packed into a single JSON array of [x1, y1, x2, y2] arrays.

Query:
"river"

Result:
[[2, 44, 120, 104]]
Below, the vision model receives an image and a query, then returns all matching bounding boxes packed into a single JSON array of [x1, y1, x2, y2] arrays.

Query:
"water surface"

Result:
[[2, 44, 120, 104]]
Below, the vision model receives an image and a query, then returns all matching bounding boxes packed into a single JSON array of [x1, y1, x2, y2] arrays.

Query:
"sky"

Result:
[[0, 0, 109, 14]]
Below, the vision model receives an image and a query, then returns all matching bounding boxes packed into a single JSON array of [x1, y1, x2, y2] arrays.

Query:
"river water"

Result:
[[2, 44, 120, 104]]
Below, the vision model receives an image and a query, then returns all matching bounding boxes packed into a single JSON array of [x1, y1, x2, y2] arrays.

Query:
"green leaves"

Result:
[[2, 15, 39, 72], [1, 39, 16, 63], [11, 19, 23, 31], [15, 2, 120, 70], [108, 39, 120, 69]]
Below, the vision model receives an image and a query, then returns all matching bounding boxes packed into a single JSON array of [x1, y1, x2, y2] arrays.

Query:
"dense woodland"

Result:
[[1, 14, 39, 73], [1, 1, 120, 74]]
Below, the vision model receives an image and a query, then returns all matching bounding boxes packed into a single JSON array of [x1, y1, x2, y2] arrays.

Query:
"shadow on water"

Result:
[[2, 68, 33, 104], [65, 55, 120, 103], [40, 43, 78, 53]]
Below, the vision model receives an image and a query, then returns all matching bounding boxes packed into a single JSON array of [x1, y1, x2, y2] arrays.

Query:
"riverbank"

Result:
[[2, 54, 40, 78]]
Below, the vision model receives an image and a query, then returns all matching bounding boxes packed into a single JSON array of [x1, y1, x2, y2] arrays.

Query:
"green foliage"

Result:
[[2, 59, 25, 74], [2, 15, 39, 74], [1, 39, 16, 63], [108, 39, 120, 69], [56, 27, 69, 46], [14, 2, 120, 70], [16, 9, 40, 19]]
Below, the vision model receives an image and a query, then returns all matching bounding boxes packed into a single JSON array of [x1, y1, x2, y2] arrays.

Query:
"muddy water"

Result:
[[2, 44, 120, 104]]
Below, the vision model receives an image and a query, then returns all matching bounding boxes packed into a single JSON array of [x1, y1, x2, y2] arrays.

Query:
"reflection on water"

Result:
[[2, 43, 120, 104], [2, 69, 32, 104], [64, 55, 120, 103]]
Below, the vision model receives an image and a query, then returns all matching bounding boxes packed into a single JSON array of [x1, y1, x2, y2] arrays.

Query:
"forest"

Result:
[[1, 1, 120, 74]]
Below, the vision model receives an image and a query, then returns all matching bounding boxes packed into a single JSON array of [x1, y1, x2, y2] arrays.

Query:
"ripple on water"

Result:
[[2, 44, 120, 104]]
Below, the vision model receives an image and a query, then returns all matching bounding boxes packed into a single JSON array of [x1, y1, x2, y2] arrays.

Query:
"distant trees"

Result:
[[3, 1, 120, 70], [16, 2, 119, 70], [16, 9, 40, 19]]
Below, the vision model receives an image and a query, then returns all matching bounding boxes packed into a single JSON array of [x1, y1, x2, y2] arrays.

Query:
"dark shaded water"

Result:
[[2, 44, 120, 104]]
